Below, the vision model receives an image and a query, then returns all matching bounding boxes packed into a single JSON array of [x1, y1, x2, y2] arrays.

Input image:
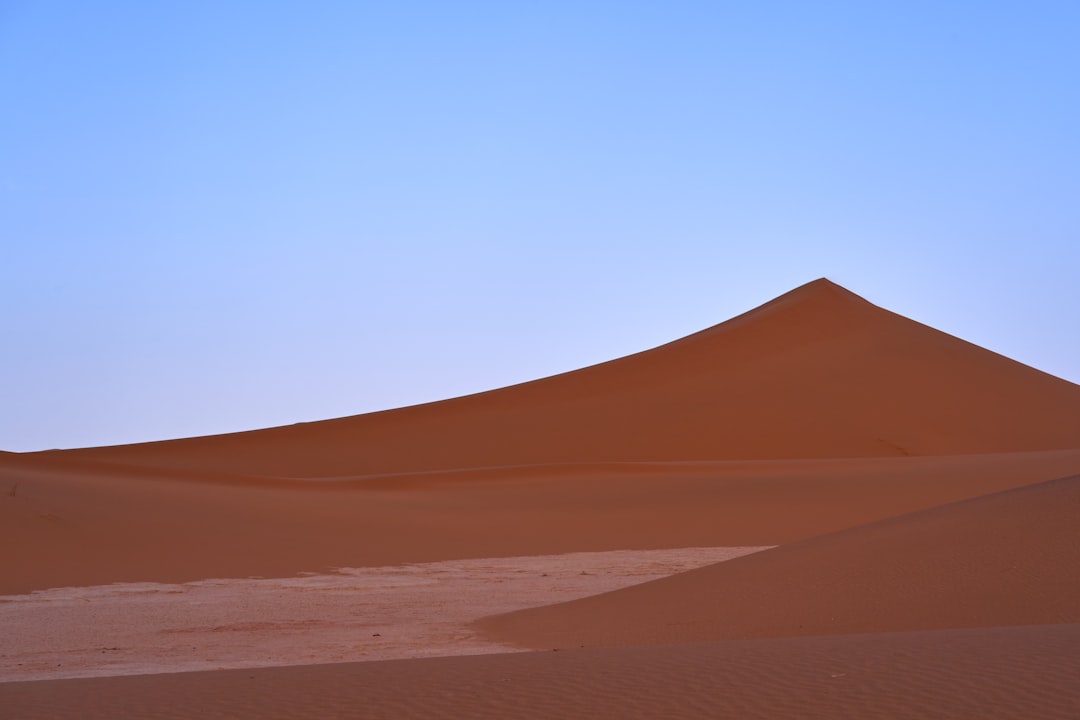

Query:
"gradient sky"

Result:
[[3, 1, 1079, 452]]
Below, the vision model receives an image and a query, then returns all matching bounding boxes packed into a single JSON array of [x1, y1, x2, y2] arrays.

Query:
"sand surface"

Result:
[[0, 546, 765, 682], [4, 279, 1080, 718], [4, 625, 1078, 719], [6, 449, 1080, 594], [479, 473, 1080, 647]]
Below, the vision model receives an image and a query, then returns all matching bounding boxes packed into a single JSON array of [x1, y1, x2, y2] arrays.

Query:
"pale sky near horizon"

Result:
[[3, 1, 1079, 452]]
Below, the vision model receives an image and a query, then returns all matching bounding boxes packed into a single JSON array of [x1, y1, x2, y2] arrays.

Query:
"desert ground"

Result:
[[3, 279, 1079, 718]]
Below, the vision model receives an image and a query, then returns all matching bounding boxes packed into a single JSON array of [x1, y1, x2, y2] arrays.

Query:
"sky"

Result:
[[3, 1, 1079, 452]]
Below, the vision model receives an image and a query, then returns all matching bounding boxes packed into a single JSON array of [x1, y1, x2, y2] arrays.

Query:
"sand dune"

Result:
[[5, 279, 1080, 717], [479, 472, 1080, 647], [34, 279, 1080, 477]]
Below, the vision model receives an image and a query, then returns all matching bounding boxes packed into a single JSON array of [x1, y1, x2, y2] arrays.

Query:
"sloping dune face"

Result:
[[39, 279, 1080, 477], [478, 473, 1080, 648]]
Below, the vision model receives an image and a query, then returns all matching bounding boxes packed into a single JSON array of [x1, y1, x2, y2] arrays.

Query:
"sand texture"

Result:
[[479, 474, 1080, 647], [6, 450, 1080, 594], [0, 547, 765, 682], [3, 279, 1080, 718], [3, 626, 1078, 719]]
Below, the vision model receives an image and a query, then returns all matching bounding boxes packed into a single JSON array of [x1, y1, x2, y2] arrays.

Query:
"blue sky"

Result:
[[3, 1, 1079, 452]]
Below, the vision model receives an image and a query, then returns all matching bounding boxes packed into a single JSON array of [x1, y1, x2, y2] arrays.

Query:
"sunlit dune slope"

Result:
[[35, 279, 1080, 477], [478, 472, 1080, 648]]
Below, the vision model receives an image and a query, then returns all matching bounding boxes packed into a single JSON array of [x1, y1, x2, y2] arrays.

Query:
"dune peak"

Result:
[[745, 276, 872, 312]]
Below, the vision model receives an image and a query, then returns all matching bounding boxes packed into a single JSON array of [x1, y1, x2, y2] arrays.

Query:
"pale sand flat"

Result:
[[0, 546, 766, 682]]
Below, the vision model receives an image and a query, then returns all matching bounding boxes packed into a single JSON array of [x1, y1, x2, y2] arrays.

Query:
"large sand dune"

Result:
[[34, 279, 1080, 476], [4, 279, 1080, 717]]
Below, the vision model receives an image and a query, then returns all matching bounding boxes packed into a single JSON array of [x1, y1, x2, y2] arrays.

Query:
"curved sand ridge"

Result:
[[478, 473, 1080, 647]]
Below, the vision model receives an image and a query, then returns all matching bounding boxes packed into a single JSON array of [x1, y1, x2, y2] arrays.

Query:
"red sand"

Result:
[[36, 279, 1080, 476], [5, 450, 1080, 594], [478, 473, 1080, 646], [3, 626, 1078, 719], [3, 279, 1079, 718]]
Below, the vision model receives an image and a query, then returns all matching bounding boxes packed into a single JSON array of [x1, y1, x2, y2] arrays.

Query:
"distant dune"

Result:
[[4, 278, 1079, 718], [34, 279, 1080, 477]]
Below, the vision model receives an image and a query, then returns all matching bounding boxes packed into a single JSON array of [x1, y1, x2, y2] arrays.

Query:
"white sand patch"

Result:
[[0, 546, 769, 682]]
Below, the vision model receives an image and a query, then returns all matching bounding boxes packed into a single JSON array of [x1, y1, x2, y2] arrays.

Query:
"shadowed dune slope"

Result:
[[34, 279, 1080, 477], [478, 473, 1080, 648]]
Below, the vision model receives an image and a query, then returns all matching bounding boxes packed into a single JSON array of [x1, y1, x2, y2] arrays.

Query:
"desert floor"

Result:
[[1, 546, 766, 682], [3, 280, 1079, 718]]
